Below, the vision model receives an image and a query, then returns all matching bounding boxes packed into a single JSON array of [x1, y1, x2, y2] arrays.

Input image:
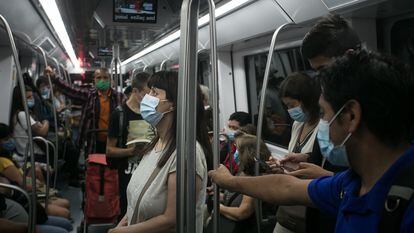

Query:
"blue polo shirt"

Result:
[[308, 145, 414, 233]]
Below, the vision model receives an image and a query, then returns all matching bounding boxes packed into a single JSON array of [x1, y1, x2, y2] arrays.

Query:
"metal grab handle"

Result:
[[33, 136, 51, 212], [51, 57, 63, 81], [46, 140, 58, 189], [33, 45, 60, 164], [255, 22, 294, 231], [0, 14, 37, 231], [206, 1, 220, 233], [0, 183, 34, 233], [59, 64, 71, 84], [160, 59, 168, 70]]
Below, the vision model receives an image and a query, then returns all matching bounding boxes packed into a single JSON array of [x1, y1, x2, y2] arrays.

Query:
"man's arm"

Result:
[[209, 165, 314, 207], [106, 137, 138, 158], [51, 75, 89, 102]]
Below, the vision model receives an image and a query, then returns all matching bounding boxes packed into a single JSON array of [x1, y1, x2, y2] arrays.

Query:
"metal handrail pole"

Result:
[[160, 59, 168, 70], [33, 136, 50, 212], [0, 14, 37, 230]]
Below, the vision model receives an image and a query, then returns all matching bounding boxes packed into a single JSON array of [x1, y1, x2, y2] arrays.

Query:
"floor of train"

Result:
[[59, 184, 82, 233]]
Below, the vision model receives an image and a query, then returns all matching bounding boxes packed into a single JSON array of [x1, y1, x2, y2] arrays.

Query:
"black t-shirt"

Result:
[[108, 103, 146, 173]]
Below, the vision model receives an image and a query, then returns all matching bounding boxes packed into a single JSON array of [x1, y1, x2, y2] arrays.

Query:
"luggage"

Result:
[[84, 153, 120, 223]]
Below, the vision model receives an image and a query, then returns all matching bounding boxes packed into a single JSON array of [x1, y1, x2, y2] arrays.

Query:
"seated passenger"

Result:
[[36, 76, 56, 124], [222, 111, 252, 174], [109, 71, 212, 233], [106, 72, 153, 218], [210, 49, 414, 232], [0, 123, 71, 219], [206, 134, 275, 233], [23, 73, 44, 122], [10, 86, 49, 166]]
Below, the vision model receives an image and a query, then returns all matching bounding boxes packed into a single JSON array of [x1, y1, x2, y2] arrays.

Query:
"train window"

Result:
[[244, 47, 311, 148], [391, 18, 414, 68]]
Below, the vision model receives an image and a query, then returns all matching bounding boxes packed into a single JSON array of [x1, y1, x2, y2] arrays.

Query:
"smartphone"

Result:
[[281, 161, 299, 172]]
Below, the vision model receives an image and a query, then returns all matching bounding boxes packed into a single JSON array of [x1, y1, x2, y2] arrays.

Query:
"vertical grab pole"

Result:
[[177, 0, 199, 232], [46, 140, 58, 189], [255, 22, 293, 232], [34, 46, 59, 164], [160, 59, 168, 70], [206, 1, 220, 233], [0, 14, 37, 233], [33, 137, 50, 212], [0, 183, 33, 233]]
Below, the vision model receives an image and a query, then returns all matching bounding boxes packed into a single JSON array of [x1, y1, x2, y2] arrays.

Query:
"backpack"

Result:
[[379, 164, 414, 233]]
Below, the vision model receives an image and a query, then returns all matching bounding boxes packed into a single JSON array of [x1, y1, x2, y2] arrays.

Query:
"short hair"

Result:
[[131, 72, 150, 91], [124, 85, 132, 95], [279, 72, 321, 122], [301, 14, 361, 60], [199, 85, 209, 104], [229, 112, 252, 127], [36, 76, 49, 89], [318, 49, 414, 147], [93, 68, 110, 79]]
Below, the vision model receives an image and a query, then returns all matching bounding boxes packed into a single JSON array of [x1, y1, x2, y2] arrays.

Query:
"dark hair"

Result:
[[318, 49, 414, 147], [10, 85, 32, 131], [0, 123, 12, 139], [229, 112, 252, 127], [236, 135, 271, 176], [36, 76, 49, 89], [23, 73, 42, 99], [124, 86, 132, 95], [93, 68, 110, 79], [131, 72, 150, 91], [279, 72, 321, 123], [141, 71, 213, 170], [301, 14, 361, 60]]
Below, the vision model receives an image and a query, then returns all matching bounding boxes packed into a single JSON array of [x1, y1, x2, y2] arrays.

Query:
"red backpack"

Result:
[[84, 154, 120, 223]]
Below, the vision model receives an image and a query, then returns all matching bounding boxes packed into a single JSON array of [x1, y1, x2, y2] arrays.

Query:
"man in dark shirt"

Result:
[[106, 72, 154, 217]]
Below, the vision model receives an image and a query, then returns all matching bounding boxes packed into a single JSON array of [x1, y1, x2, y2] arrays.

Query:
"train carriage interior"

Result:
[[0, 0, 413, 232]]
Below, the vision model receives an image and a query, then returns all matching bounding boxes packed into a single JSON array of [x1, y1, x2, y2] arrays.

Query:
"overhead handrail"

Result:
[[206, 1, 220, 233], [143, 65, 149, 72], [33, 45, 60, 165], [0, 14, 37, 229], [59, 64, 71, 84], [33, 136, 51, 212], [255, 22, 294, 232], [0, 183, 34, 233], [51, 57, 63, 80], [176, 0, 200, 232]]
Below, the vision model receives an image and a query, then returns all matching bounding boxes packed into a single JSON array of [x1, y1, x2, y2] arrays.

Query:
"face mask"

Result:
[[233, 150, 240, 165], [1, 139, 16, 152], [41, 88, 50, 99], [27, 98, 35, 108], [140, 94, 169, 127], [317, 104, 351, 167], [226, 129, 236, 141], [96, 79, 110, 91], [288, 106, 308, 122]]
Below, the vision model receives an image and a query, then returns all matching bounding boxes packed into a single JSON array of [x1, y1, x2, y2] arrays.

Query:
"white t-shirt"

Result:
[[126, 142, 207, 233], [13, 111, 44, 161]]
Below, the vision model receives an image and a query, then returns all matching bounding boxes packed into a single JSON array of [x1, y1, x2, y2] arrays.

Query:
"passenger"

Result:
[[48, 66, 124, 154], [10, 86, 49, 166], [200, 84, 213, 133], [23, 73, 44, 122], [268, 72, 322, 233], [123, 85, 133, 99], [106, 72, 153, 218], [209, 49, 414, 232], [35, 76, 57, 127], [52, 87, 66, 113], [206, 134, 275, 233], [0, 123, 71, 219], [109, 71, 212, 233], [222, 111, 252, 174], [269, 14, 362, 233]]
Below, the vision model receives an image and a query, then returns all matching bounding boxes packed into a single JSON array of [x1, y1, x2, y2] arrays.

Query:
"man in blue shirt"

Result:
[[209, 49, 414, 232]]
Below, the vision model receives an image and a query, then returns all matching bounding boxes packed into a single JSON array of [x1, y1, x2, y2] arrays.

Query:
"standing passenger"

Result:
[[106, 72, 154, 218], [109, 71, 212, 233]]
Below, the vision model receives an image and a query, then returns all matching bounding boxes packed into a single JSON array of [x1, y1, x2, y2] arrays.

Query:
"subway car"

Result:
[[0, 0, 413, 232]]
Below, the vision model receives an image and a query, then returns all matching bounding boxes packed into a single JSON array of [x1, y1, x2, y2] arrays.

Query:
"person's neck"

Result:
[[350, 134, 409, 196], [156, 115, 173, 148], [126, 97, 140, 114], [98, 89, 109, 97]]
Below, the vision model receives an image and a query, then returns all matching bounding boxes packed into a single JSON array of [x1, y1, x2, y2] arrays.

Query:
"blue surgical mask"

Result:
[[226, 129, 236, 141], [233, 150, 240, 165], [288, 106, 308, 122], [317, 104, 351, 167], [27, 98, 35, 108], [41, 88, 50, 99], [1, 138, 16, 152], [140, 94, 168, 127]]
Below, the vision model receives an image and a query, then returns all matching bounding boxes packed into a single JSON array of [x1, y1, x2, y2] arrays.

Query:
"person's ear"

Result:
[[344, 99, 361, 133]]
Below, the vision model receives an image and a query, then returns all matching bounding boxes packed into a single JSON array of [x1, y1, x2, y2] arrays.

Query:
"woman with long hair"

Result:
[[109, 71, 212, 233]]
